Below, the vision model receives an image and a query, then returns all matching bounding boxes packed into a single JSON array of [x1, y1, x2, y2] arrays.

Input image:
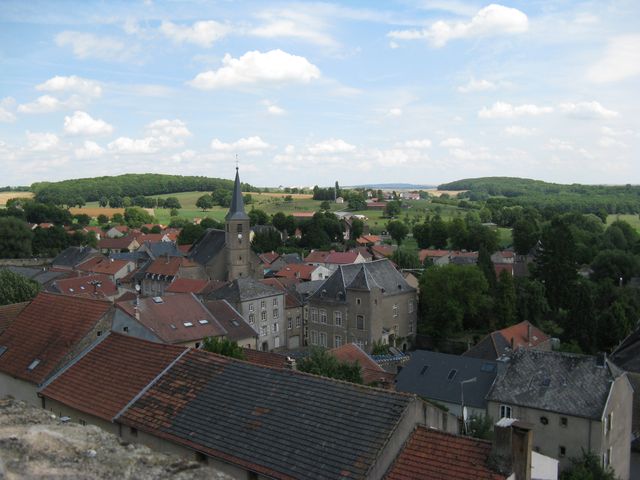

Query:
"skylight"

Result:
[[152, 296, 163, 304], [420, 365, 429, 375], [447, 369, 457, 381], [28, 359, 41, 371], [169, 324, 177, 330], [184, 322, 194, 327], [198, 319, 209, 325], [481, 363, 496, 373], [0, 346, 7, 358]]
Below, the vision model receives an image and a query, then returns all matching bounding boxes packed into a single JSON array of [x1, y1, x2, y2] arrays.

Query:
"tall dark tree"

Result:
[[477, 246, 497, 291], [430, 216, 449, 249], [350, 218, 364, 242], [514, 278, 549, 325], [177, 224, 204, 245], [513, 216, 540, 255], [0, 217, 34, 258], [494, 270, 516, 328], [252, 229, 283, 253], [413, 222, 431, 249], [0, 270, 41, 305], [386, 220, 408, 246], [248, 209, 269, 226]]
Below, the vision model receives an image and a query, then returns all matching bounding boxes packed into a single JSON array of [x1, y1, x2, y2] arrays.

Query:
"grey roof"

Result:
[[611, 328, 640, 373], [225, 167, 249, 221], [52, 246, 97, 268], [463, 332, 510, 361], [109, 251, 148, 263], [395, 350, 499, 409], [281, 253, 303, 264], [310, 259, 415, 303], [4, 267, 69, 286], [138, 241, 182, 260], [295, 280, 325, 298], [487, 349, 621, 419], [188, 228, 226, 266], [206, 277, 281, 303], [204, 299, 258, 342], [119, 349, 416, 479]]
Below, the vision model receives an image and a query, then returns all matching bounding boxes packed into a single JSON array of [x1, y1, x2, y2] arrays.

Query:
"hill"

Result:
[[347, 183, 436, 190]]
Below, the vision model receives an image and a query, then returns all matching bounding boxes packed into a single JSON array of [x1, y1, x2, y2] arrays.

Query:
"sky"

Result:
[[1, 0, 639, 188]]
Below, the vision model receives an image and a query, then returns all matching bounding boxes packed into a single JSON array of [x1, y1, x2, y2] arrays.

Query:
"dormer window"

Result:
[[28, 359, 41, 371]]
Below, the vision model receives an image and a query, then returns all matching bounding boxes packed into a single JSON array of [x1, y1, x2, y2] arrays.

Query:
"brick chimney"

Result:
[[490, 418, 533, 480]]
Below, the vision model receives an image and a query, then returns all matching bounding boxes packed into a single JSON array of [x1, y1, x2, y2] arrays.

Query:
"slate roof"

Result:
[[52, 246, 98, 269], [117, 293, 227, 344], [260, 278, 304, 309], [188, 229, 226, 266], [226, 168, 249, 221], [3, 267, 70, 286], [40, 333, 186, 421], [204, 300, 257, 342], [385, 427, 505, 480], [487, 349, 621, 419], [281, 253, 303, 264], [138, 240, 183, 259], [206, 277, 281, 303], [395, 350, 498, 409], [310, 260, 415, 304], [463, 333, 510, 361], [0, 302, 29, 336], [118, 349, 416, 479], [611, 327, 640, 373], [0, 292, 112, 385], [295, 279, 325, 298], [330, 343, 395, 386]]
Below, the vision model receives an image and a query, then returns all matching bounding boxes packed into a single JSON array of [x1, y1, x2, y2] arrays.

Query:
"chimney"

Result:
[[490, 419, 533, 480], [527, 323, 532, 346], [286, 356, 297, 370]]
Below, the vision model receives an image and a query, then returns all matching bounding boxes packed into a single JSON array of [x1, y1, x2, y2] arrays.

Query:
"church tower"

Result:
[[225, 167, 251, 280]]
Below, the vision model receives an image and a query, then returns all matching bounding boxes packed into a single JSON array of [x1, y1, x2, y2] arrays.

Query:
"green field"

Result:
[[607, 214, 640, 232]]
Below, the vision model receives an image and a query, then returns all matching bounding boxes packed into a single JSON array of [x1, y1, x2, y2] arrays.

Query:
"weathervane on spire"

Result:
[[235, 153, 239, 171]]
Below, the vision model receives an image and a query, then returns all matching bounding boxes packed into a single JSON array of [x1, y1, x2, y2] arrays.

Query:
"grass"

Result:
[[607, 214, 640, 232]]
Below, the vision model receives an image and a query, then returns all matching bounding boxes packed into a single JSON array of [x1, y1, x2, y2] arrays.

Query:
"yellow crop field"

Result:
[[0, 192, 34, 206]]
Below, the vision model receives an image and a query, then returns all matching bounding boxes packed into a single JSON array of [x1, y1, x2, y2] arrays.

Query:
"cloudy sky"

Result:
[[1, 1, 639, 188]]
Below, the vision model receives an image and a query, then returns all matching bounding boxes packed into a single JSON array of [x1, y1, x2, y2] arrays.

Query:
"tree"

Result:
[[297, 347, 363, 384], [0, 270, 41, 305], [413, 222, 431, 249], [514, 278, 549, 325], [591, 250, 640, 285], [196, 194, 214, 211], [150, 225, 162, 234], [178, 224, 204, 245], [391, 249, 421, 269], [111, 213, 124, 224], [252, 229, 283, 253], [32, 225, 69, 256], [200, 217, 223, 230], [448, 217, 468, 250], [248, 209, 269, 226], [494, 270, 516, 328], [513, 216, 540, 255], [387, 220, 408, 246], [350, 218, 364, 242], [419, 265, 492, 341], [97, 214, 109, 225], [559, 451, 616, 480], [201, 337, 245, 359], [0, 217, 34, 258], [477, 246, 497, 291], [163, 197, 182, 210], [98, 196, 108, 207], [465, 414, 493, 441], [430, 216, 449, 249], [124, 207, 155, 228], [320, 200, 331, 211], [384, 201, 402, 218], [74, 213, 91, 227], [272, 212, 288, 232], [109, 195, 123, 208]]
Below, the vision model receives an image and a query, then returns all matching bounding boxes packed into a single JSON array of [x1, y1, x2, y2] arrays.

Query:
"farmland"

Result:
[[0, 192, 33, 206]]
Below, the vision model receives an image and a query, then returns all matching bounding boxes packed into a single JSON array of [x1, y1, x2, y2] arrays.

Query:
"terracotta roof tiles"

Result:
[[0, 302, 29, 336]]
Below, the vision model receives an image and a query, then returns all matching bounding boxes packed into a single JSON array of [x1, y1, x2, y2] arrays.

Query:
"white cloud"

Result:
[[250, 10, 336, 47], [108, 137, 156, 154], [26, 132, 60, 151], [457, 78, 497, 93], [478, 101, 553, 119], [0, 97, 16, 122], [17, 95, 70, 114], [388, 4, 528, 48], [587, 35, 640, 83], [601, 126, 633, 137], [146, 119, 191, 138], [440, 137, 464, 147], [558, 101, 618, 119], [108, 118, 191, 154], [449, 147, 494, 161], [75, 140, 105, 159], [36, 75, 102, 98], [402, 139, 432, 149], [171, 150, 197, 163], [64, 111, 114, 136], [210, 136, 271, 152], [188, 49, 320, 89], [545, 138, 593, 158], [262, 100, 285, 115], [55, 31, 131, 61], [598, 137, 627, 148], [504, 125, 536, 136], [160, 20, 232, 47], [387, 107, 403, 117], [308, 138, 356, 154]]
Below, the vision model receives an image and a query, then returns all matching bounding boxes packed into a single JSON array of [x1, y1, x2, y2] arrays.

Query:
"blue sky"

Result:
[[1, 0, 639, 188]]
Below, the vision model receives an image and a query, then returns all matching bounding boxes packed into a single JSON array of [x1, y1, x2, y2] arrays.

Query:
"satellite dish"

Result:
[[463, 406, 468, 422], [135, 284, 141, 292]]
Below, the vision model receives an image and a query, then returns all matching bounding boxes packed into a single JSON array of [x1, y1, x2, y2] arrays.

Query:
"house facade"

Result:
[[306, 260, 417, 353]]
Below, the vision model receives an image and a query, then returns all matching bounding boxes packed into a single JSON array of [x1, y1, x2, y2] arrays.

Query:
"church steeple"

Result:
[[226, 167, 249, 221]]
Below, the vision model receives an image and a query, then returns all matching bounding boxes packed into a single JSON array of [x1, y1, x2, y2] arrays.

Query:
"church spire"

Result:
[[226, 166, 249, 221]]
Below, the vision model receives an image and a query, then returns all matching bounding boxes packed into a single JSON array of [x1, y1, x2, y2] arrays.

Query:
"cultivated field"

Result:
[[607, 214, 640, 232], [70, 207, 125, 217], [425, 189, 467, 198], [0, 192, 33, 206]]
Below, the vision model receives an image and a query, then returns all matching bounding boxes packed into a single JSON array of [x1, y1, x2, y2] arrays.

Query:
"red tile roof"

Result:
[[304, 250, 332, 263], [204, 300, 257, 343], [53, 274, 118, 298], [330, 343, 395, 386], [77, 256, 132, 276], [418, 249, 450, 263], [41, 333, 185, 421], [274, 264, 318, 281], [258, 252, 280, 265], [371, 244, 396, 258], [165, 278, 211, 294], [98, 235, 138, 250], [241, 348, 290, 369], [116, 293, 227, 344], [134, 233, 164, 243], [0, 302, 30, 336], [356, 235, 381, 245], [177, 244, 192, 254], [497, 321, 549, 349], [291, 211, 316, 218], [260, 278, 303, 308], [145, 256, 185, 276], [385, 427, 506, 480], [0, 292, 112, 384], [325, 251, 361, 265]]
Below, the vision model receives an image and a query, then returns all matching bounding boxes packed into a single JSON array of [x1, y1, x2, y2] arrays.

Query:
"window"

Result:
[[198, 319, 209, 325], [96, 330, 102, 337], [560, 417, 568, 428], [287, 317, 292, 330], [273, 298, 278, 306], [356, 314, 365, 330], [393, 303, 399, 317], [249, 314, 255, 325], [130, 427, 138, 437], [195, 342, 200, 349], [420, 365, 429, 375], [606, 413, 613, 435], [249, 303, 255, 312], [310, 330, 318, 345], [295, 315, 301, 328], [123, 326, 129, 333], [540, 416, 549, 425], [334, 335, 342, 347], [319, 332, 327, 347], [409, 321, 413, 333], [559, 446, 566, 458], [500, 405, 512, 419], [603, 448, 612, 467], [273, 322, 279, 333], [408, 300, 414, 313], [237, 223, 243, 233], [79, 419, 87, 426], [273, 308, 279, 319], [356, 298, 361, 305], [311, 308, 318, 323], [27, 359, 40, 371], [261, 300, 266, 310], [447, 369, 457, 380], [183, 322, 194, 327], [334, 311, 342, 327], [261, 311, 267, 321], [320, 309, 327, 324], [260, 325, 267, 337]]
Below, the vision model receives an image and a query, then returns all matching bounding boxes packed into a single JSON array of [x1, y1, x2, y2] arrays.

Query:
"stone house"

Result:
[[487, 349, 632, 479], [260, 277, 304, 350], [306, 259, 417, 353], [203, 299, 258, 350], [76, 256, 135, 282], [141, 256, 206, 296]]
